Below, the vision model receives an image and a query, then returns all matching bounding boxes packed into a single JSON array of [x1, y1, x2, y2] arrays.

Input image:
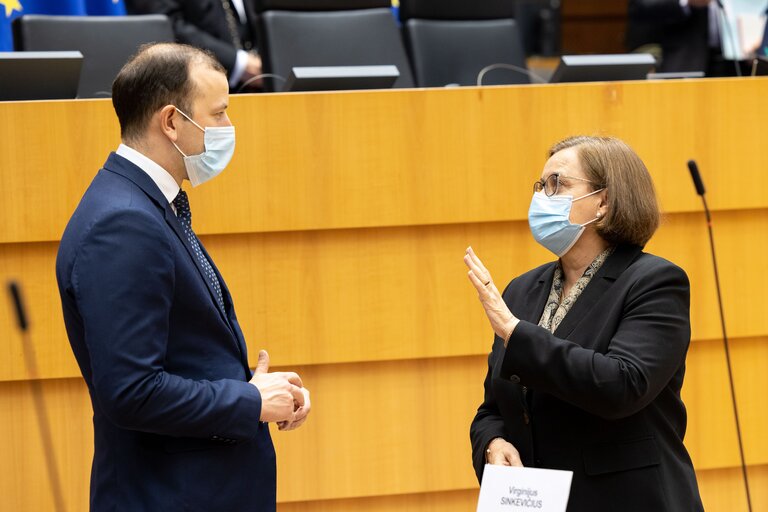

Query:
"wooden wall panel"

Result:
[[0, 378, 92, 512], [2, 80, 768, 511], [2, 209, 768, 381], [560, 1, 628, 63], [2, 80, 768, 243], [1, 340, 767, 509], [683, 337, 768, 470], [562, 0, 627, 17], [276, 465, 768, 511], [561, 21, 628, 55], [697, 464, 768, 511], [278, 489, 480, 511]]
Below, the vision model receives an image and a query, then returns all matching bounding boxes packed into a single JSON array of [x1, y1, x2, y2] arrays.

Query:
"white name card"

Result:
[[477, 464, 573, 512]]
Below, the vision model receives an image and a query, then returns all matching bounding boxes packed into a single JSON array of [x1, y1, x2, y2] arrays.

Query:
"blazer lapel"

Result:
[[517, 264, 556, 325], [553, 244, 644, 339], [103, 152, 168, 208], [104, 153, 236, 335], [163, 205, 236, 332], [197, 239, 250, 369], [498, 264, 555, 415]]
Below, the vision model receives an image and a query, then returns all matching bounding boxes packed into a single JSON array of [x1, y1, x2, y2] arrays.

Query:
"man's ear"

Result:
[[158, 105, 179, 142]]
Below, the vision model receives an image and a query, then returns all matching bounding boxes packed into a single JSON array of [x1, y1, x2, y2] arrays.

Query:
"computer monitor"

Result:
[[282, 65, 400, 92], [549, 54, 656, 84], [646, 71, 705, 80], [0, 51, 83, 101]]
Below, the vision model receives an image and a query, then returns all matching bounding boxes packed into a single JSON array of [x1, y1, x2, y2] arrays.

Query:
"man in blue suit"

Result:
[[56, 42, 310, 511]]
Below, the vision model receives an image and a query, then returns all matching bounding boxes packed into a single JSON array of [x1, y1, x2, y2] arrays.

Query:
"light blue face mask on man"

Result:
[[172, 107, 236, 187], [528, 189, 604, 257]]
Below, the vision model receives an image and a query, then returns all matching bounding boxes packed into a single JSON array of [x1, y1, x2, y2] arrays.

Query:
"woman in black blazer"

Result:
[[465, 136, 703, 511]]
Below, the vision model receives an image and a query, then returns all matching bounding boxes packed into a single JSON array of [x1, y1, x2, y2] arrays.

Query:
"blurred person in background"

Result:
[[126, 0, 264, 90]]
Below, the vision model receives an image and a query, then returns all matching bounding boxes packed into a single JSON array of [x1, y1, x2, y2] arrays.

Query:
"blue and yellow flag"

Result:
[[0, 0, 125, 51], [0, 1, 24, 51], [85, 0, 126, 16]]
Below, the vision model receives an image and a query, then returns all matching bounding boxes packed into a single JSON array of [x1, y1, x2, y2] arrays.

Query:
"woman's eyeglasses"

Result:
[[533, 173, 602, 197]]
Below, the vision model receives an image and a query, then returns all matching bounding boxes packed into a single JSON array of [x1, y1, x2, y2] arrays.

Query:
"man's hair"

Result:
[[548, 136, 660, 247], [112, 43, 226, 142]]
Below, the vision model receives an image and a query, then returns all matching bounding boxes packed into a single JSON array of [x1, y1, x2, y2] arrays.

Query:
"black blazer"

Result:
[[627, 0, 710, 73], [126, 0, 258, 75], [470, 245, 703, 512], [56, 154, 275, 511]]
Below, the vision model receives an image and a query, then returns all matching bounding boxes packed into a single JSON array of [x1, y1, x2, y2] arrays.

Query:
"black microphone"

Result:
[[686, 160, 706, 196], [687, 159, 752, 512], [8, 280, 29, 332]]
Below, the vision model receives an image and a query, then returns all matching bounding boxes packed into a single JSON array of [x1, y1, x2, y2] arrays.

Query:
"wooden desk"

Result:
[[1, 79, 767, 510]]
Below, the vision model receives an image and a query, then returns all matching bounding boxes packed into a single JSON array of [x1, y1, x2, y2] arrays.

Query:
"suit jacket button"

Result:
[[510, 375, 521, 384], [523, 412, 530, 425]]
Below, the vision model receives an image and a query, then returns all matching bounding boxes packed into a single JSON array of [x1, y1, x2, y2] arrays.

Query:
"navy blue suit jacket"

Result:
[[470, 245, 703, 512], [56, 153, 276, 511]]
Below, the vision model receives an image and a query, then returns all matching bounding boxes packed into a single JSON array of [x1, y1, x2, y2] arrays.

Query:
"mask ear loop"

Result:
[[170, 106, 205, 159], [174, 106, 206, 133], [572, 187, 605, 202], [171, 141, 188, 158], [576, 188, 606, 227]]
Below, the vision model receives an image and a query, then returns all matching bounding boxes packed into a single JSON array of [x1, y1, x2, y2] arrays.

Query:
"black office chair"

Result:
[[399, 0, 531, 87], [13, 15, 174, 98], [253, 0, 414, 91]]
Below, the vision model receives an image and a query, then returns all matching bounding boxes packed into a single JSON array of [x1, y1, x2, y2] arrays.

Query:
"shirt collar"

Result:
[[116, 143, 180, 205]]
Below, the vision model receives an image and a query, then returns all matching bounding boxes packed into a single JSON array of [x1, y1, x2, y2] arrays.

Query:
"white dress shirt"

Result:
[[116, 143, 181, 213]]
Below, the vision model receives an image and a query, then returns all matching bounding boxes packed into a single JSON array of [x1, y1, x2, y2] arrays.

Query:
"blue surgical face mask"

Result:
[[528, 189, 604, 257], [172, 107, 235, 187]]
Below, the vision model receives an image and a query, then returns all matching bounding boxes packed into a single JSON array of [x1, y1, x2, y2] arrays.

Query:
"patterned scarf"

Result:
[[538, 247, 615, 333]]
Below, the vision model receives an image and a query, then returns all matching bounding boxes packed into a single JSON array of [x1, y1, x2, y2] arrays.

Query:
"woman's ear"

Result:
[[597, 190, 608, 217]]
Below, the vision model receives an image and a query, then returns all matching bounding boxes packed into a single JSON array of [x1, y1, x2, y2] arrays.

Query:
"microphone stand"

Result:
[[686, 161, 752, 512], [7, 281, 67, 512]]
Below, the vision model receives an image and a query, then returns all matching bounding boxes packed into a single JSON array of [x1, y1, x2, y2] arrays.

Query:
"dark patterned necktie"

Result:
[[220, 0, 243, 50], [173, 191, 226, 314]]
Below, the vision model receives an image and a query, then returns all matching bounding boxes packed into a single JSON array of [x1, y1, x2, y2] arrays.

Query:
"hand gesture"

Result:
[[464, 247, 519, 343], [249, 350, 308, 424], [277, 386, 311, 431]]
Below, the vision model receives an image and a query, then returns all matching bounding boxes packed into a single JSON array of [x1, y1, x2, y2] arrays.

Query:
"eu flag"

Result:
[[85, 0, 125, 16], [0, 0, 125, 51], [0, 1, 24, 51]]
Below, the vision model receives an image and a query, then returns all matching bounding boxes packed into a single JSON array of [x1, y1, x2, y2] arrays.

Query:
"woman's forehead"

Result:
[[541, 148, 584, 178]]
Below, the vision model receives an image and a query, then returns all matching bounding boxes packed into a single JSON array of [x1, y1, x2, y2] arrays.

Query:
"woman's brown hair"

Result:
[[549, 136, 660, 247]]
